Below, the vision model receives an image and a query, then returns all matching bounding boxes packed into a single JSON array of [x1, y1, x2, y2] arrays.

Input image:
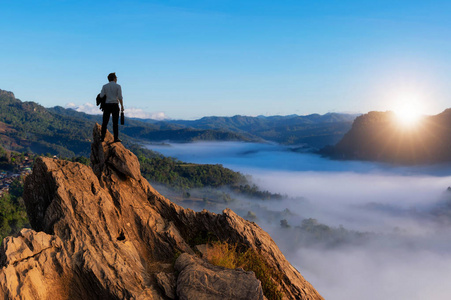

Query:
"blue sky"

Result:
[[1, 0, 450, 119]]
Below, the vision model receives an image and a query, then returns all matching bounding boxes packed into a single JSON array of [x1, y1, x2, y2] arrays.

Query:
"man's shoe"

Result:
[[114, 139, 122, 143]]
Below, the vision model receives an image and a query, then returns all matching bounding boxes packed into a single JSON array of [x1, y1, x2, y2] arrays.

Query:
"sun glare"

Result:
[[395, 105, 422, 127], [392, 96, 425, 128]]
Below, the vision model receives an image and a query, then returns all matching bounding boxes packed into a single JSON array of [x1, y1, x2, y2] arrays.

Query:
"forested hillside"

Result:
[[0, 90, 94, 157]]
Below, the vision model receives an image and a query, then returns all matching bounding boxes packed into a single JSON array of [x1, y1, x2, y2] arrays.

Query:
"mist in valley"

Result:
[[146, 142, 451, 300]]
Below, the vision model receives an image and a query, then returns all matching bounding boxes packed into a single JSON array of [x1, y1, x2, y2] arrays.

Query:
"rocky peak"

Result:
[[0, 89, 15, 99], [0, 124, 323, 300]]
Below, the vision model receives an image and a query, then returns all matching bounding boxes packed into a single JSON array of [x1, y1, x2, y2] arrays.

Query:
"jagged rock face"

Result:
[[0, 124, 323, 300]]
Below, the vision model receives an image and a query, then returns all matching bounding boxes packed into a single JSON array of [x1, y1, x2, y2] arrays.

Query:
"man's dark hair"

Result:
[[108, 72, 117, 81]]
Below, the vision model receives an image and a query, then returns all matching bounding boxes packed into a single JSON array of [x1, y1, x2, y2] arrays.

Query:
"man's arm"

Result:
[[118, 85, 124, 111], [119, 98, 124, 111], [100, 85, 105, 98]]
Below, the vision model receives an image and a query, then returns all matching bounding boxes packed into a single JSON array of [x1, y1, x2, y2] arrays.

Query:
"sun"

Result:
[[392, 96, 425, 128], [394, 105, 422, 127]]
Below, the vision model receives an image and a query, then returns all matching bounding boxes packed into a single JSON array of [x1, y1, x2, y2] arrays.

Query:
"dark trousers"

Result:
[[101, 103, 120, 140]]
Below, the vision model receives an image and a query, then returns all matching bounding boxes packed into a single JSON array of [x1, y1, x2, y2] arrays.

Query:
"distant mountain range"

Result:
[[322, 110, 451, 164], [4, 88, 451, 165], [135, 113, 358, 148], [0, 88, 357, 157]]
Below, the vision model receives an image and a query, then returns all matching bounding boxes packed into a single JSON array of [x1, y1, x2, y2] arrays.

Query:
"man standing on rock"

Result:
[[100, 72, 124, 143]]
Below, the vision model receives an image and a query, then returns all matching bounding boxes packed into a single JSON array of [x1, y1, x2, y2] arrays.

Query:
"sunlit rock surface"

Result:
[[0, 123, 323, 300]]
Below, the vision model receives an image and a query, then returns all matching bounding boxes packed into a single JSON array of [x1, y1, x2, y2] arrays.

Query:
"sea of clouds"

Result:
[[146, 141, 451, 300]]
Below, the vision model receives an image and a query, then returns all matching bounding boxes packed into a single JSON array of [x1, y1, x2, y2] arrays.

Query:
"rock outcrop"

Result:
[[0, 124, 323, 300]]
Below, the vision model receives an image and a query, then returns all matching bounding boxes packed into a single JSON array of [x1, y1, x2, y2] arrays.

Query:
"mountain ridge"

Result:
[[133, 112, 358, 147]]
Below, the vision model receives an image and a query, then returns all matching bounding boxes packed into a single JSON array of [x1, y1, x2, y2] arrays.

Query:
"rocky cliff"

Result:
[[0, 124, 323, 300]]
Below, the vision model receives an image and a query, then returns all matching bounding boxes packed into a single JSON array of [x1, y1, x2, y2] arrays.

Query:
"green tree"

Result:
[[0, 192, 29, 241], [9, 178, 24, 205]]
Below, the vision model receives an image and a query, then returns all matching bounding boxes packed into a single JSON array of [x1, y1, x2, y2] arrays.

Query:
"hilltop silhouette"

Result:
[[322, 110, 451, 164]]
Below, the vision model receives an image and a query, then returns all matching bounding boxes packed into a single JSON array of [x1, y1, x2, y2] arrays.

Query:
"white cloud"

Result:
[[65, 102, 168, 120], [65, 102, 102, 115], [125, 108, 168, 120]]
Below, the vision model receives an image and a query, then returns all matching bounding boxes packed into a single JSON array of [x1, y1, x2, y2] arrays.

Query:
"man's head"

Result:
[[108, 72, 117, 82]]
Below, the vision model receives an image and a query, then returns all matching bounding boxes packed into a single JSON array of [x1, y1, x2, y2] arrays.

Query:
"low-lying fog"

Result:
[[146, 141, 451, 300]]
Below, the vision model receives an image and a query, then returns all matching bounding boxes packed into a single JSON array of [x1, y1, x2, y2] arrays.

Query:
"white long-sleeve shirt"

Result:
[[100, 81, 123, 104]]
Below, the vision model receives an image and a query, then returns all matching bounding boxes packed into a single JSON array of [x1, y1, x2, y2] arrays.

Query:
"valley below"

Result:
[[145, 141, 451, 300]]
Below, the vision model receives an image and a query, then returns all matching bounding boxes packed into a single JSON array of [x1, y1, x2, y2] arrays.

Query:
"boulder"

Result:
[[175, 253, 264, 300]]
